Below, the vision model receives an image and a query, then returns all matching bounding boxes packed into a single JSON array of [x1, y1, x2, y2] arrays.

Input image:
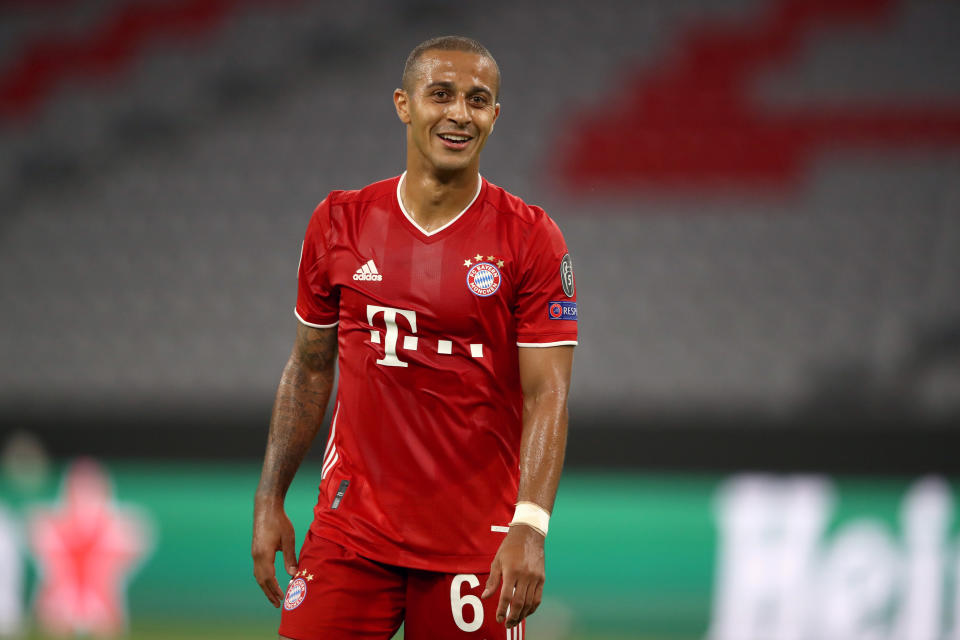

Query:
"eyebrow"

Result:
[[425, 81, 493, 97]]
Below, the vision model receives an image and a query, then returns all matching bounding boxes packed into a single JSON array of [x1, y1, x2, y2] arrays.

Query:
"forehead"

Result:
[[413, 49, 498, 91]]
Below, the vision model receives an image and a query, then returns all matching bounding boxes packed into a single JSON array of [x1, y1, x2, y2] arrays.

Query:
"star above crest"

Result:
[[464, 254, 506, 269]]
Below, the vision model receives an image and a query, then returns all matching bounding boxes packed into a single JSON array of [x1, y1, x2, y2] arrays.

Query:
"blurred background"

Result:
[[1, 0, 958, 638]]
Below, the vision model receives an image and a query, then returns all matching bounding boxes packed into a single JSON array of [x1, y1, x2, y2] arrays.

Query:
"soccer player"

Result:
[[252, 35, 578, 639]]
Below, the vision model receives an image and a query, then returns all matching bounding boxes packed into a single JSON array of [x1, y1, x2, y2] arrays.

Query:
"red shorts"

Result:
[[278, 529, 526, 640]]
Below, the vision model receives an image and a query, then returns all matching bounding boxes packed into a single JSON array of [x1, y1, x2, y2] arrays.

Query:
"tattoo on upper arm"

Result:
[[258, 325, 337, 493], [274, 324, 336, 419], [294, 323, 338, 373]]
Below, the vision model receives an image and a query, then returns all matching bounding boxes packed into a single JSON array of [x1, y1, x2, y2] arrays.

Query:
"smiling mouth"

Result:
[[437, 133, 473, 149]]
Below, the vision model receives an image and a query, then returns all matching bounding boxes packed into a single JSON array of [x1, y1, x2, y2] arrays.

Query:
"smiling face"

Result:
[[394, 49, 501, 176]]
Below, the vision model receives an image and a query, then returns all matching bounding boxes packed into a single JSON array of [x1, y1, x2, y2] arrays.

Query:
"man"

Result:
[[252, 35, 577, 639]]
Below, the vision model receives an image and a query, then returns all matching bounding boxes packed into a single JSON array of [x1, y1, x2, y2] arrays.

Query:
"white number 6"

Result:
[[450, 573, 483, 632]]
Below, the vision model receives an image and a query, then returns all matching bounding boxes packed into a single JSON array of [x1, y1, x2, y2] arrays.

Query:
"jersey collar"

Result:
[[396, 171, 483, 238]]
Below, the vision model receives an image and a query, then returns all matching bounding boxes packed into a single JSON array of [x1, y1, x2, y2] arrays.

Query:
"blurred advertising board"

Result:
[[1, 457, 958, 639]]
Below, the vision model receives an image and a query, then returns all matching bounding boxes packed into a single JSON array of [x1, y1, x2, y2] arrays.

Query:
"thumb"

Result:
[[482, 559, 502, 599], [281, 530, 298, 577]]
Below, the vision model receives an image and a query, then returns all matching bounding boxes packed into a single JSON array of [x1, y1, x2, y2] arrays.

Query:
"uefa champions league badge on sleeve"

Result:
[[560, 253, 575, 297], [464, 253, 505, 297], [283, 569, 313, 611], [548, 300, 578, 320]]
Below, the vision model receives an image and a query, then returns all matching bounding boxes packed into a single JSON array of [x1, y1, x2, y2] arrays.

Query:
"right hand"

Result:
[[252, 499, 298, 607]]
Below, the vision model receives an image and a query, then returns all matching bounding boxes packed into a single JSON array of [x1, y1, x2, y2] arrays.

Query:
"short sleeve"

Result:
[[294, 195, 340, 328], [513, 213, 579, 347]]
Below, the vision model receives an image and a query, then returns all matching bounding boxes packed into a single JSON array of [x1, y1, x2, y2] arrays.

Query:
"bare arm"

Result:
[[516, 345, 572, 511], [252, 322, 337, 607], [482, 345, 574, 628]]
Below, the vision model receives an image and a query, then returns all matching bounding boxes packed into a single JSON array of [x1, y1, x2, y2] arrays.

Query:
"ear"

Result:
[[394, 88, 411, 124], [490, 102, 501, 134]]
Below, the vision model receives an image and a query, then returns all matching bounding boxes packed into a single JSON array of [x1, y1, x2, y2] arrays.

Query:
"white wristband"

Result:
[[509, 502, 550, 537]]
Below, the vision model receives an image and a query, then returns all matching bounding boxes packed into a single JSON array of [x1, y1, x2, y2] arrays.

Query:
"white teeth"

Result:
[[440, 134, 470, 142]]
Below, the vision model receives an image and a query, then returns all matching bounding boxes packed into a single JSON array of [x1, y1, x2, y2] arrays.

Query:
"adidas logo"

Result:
[[352, 259, 382, 281]]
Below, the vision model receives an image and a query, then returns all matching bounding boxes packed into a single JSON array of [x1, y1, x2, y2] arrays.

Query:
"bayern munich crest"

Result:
[[466, 261, 501, 297], [283, 577, 307, 611]]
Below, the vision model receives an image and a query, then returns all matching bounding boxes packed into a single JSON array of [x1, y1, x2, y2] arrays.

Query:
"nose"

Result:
[[446, 94, 471, 128]]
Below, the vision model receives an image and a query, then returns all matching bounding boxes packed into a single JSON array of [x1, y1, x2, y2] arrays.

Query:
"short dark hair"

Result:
[[401, 35, 500, 100]]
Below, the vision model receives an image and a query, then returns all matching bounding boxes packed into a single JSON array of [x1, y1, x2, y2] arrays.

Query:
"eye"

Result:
[[433, 90, 449, 99], [470, 95, 488, 106]]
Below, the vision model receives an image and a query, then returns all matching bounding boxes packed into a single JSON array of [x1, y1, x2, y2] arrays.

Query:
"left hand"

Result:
[[481, 524, 545, 628]]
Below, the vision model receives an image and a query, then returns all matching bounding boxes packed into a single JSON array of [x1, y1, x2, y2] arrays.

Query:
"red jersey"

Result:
[[294, 173, 578, 573]]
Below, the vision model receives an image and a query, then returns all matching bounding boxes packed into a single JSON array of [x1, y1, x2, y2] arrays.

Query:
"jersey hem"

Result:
[[309, 524, 499, 574], [294, 308, 339, 329], [516, 332, 578, 344], [517, 340, 578, 347]]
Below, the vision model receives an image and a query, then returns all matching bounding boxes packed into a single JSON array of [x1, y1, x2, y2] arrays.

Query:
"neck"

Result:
[[400, 163, 480, 233]]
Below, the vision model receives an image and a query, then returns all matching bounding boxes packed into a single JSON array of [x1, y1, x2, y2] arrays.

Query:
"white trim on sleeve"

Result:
[[294, 308, 339, 329], [517, 340, 578, 347]]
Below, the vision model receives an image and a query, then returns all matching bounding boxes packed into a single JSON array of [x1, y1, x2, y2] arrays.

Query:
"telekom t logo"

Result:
[[367, 305, 417, 367], [366, 304, 485, 366]]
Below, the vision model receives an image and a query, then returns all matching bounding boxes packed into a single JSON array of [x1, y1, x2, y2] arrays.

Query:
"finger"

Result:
[[271, 576, 286, 607], [527, 581, 544, 617], [505, 579, 527, 628], [281, 529, 298, 576], [482, 560, 502, 599], [496, 576, 515, 625], [257, 575, 283, 608], [517, 578, 539, 623], [253, 551, 282, 607]]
